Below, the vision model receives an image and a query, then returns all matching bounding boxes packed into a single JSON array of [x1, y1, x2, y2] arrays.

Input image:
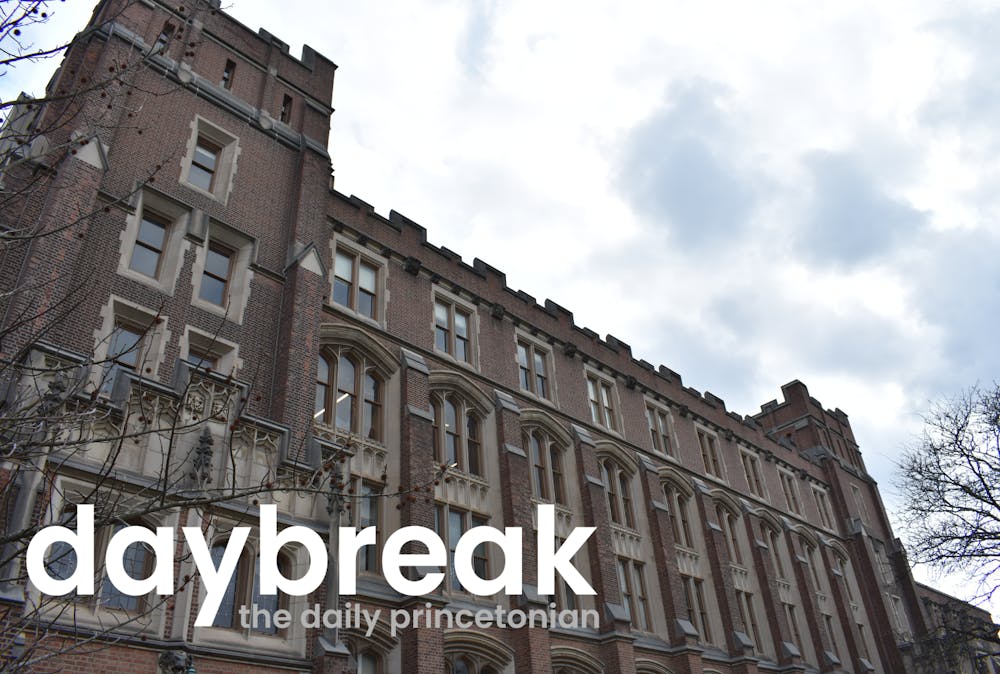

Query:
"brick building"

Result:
[[0, 1, 994, 672]]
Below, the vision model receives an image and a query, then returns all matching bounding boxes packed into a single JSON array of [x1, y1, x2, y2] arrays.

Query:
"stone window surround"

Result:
[[116, 189, 191, 295], [328, 234, 389, 329], [189, 219, 254, 324], [180, 115, 241, 205]]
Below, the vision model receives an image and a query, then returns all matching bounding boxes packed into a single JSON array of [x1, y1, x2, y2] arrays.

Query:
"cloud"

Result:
[[616, 80, 758, 247], [796, 151, 926, 265]]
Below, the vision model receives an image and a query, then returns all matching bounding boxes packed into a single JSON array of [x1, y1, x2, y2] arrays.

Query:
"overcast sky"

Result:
[[7, 0, 1000, 607]]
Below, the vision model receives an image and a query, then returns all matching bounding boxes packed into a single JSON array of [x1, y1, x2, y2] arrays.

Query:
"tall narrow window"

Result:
[[434, 298, 472, 363], [108, 321, 145, 371], [697, 430, 723, 479], [332, 248, 379, 320], [765, 525, 786, 578], [664, 485, 693, 548], [814, 488, 833, 529], [717, 505, 743, 565], [601, 458, 634, 528], [189, 136, 220, 192], [516, 340, 550, 399], [198, 242, 233, 306], [586, 374, 617, 430], [435, 505, 488, 592], [221, 59, 236, 89], [280, 94, 293, 123], [646, 404, 673, 456], [779, 471, 802, 514], [784, 602, 803, 647], [682, 575, 713, 644], [315, 350, 383, 441], [102, 526, 153, 611], [736, 590, 761, 648], [617, 557, 651, 631], [129, 210, 168, 278], [211, 542, 241, 628], [741, 451, 765, 497], [355, 481, 380, 573], [430, 392, 483, 476]]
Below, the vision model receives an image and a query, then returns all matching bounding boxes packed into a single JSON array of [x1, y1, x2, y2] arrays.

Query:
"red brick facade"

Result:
[[0, 1, 991, 673]]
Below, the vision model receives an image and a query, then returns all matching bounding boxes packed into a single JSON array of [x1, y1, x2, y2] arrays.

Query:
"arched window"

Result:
[[102, 523, 154, 611], [600, 458, 635, 528], [431, 391, 483, 476], [315, 348, 383, 441], [663, 483, 693, 548], [525, 427, 566, 504]]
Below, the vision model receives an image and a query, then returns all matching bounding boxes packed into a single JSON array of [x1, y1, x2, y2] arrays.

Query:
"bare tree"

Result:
[[897, 384, 1000, 600]]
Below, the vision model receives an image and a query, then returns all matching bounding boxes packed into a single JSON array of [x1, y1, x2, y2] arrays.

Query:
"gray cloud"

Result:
[[922, 9, 1000, 139], [796, 151, 925, 265], [616, 81, 757, 247]]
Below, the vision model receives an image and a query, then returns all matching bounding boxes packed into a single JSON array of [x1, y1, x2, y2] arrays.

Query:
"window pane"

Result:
[[434, 301, 449, 327], [449, 510, 463, 590], [358, 288, 375, 318], [205, 246, 231, 278], [517, 343, 528, 367], [129, 245, 160, 277], [359, 262, 376, 292], [455, 336, 468, 362], [194, 143, 218, 171], [211, 544, 238, 627], [435, 326, 448, 352], [335, 250, 353, 280], [188, 164, 214, 191], [199, 275, 226, 305], [109, 325, 143, 368], [333, 278, 351, 307], [137, 216, 166, 249], [455, 311, 468, 337]]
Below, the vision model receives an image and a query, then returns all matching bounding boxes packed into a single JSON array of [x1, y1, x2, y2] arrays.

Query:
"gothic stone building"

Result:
[[0, 1, 993, 673]]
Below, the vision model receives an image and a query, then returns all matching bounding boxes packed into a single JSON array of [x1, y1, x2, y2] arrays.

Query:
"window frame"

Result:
[[645, 401, 675, 457], [434, 503, 489, 594], [221, 59, 236, 89], [515, 335, 553, 402], [181, 116, 240, 204], [315, 347, 384, 443], [585, 371, 619, 432], [433, 292, 476, 366], [524, 426, 566, 505], [190, 221, 254, 322], [779, 469, 802, 515], [617, 556, 652, 632], [600, 457, 635, 529], [198, 240, 235, 307], [696, 428, 724, 480], [430, 390, 483, 477], [740, 450, 766, 499], [330, 241, 385, 324], [663, 483, 694, 549]]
